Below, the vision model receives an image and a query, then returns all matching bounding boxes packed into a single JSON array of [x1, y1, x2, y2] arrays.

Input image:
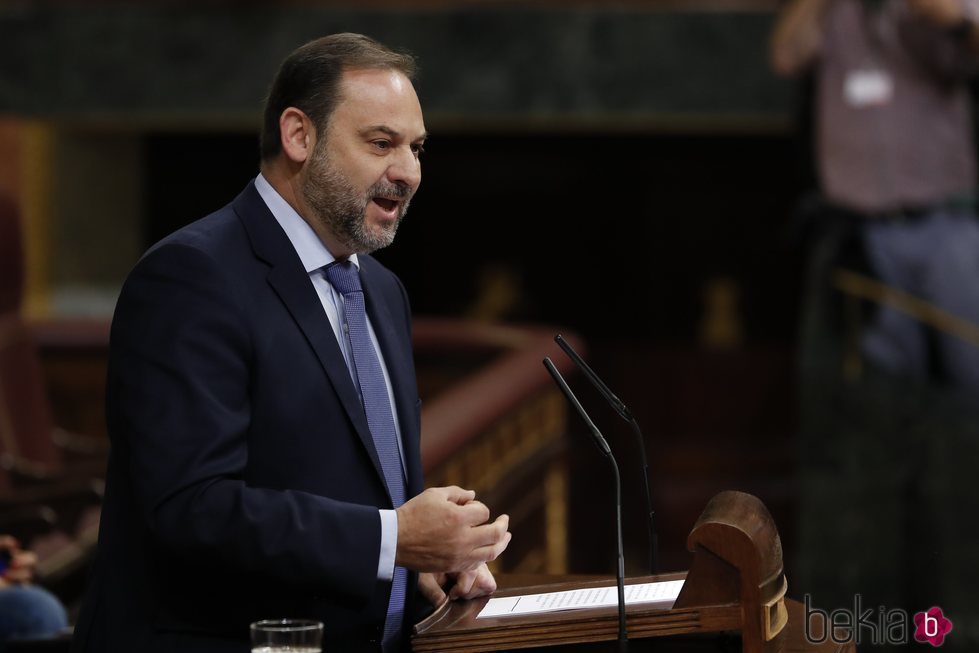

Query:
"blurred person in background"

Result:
[[772, 2, 979, 649], [772, 0, 979, 388], [0, 535, 68, 650]]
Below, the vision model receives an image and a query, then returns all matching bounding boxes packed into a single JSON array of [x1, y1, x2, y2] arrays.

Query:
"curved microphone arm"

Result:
[[554, 334, 658, 574]]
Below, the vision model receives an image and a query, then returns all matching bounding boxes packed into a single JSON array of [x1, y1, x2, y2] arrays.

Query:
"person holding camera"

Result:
[[772, 0, 979, 388]]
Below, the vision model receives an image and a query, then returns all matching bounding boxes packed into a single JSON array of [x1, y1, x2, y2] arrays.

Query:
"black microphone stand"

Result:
[[555, 334, 659, 575], [628, 416, 659, 576], [543, 358, 628, 651], [609, 447, 629, 653]]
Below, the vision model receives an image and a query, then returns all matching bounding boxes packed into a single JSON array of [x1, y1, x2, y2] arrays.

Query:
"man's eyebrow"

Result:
[[360, 125, 428, 141]]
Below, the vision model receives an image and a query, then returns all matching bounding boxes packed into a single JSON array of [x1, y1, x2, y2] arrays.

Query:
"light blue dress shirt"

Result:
[[254, 174, 400, 582]]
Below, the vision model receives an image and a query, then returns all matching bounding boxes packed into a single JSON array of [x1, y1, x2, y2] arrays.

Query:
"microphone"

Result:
[[554, 334, 659, 575], [543, 357, 628, 650]]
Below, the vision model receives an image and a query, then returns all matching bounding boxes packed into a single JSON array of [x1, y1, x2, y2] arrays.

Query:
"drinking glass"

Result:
[[250, 618, 323, 652]]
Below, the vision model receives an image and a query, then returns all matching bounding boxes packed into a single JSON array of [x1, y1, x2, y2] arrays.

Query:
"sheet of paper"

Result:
[[477, 579, 684, 619]]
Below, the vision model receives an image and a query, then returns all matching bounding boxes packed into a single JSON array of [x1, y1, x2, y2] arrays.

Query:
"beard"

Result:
[[301, 145, 413, 255]]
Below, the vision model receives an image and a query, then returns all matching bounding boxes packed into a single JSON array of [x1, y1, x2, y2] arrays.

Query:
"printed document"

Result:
[[477, 579, 684, 619]]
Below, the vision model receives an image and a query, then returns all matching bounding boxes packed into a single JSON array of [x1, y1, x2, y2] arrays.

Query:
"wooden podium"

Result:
[[413, 491, 853, 653]]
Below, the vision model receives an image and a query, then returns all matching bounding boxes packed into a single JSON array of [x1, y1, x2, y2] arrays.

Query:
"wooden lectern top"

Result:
[[674, 490, 788, 649], [414, 572, 696, 652]]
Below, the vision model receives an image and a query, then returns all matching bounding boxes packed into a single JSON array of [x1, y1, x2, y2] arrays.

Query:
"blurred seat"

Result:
[[0, 194, 108, 487], [0, 457, 103, 607], [0, 194, 104, 614], [0, 313, 108, 485]]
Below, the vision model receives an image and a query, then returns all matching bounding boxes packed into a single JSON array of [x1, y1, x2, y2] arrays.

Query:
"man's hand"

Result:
[[446, 563, 497, 600], [770, 0, 833, 77], [0, 535, 38, 586], [417, 572, 450, 606], [396, 486, 511, 573], [908, 0, 967, 27], [418, 563, 499, 606]]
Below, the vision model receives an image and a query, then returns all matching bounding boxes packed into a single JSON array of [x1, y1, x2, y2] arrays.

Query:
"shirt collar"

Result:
[[254, 173, 360, 273]]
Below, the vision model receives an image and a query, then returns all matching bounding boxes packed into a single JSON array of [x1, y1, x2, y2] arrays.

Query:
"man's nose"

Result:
[[386, 147, 421, 190]]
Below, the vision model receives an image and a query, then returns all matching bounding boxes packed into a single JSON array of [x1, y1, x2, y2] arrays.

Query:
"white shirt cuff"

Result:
[[377, 508, 398, 581]]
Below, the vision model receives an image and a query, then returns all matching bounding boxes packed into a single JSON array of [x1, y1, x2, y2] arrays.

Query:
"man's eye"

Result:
[[373, 140, 391, 150], [411, 144, 425, 156]]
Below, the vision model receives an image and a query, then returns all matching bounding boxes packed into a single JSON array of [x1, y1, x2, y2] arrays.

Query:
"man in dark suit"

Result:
[[72, 33, 511, 653]]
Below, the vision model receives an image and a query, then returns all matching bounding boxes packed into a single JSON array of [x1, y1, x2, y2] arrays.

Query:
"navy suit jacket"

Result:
[[72, 181, 425, 653]]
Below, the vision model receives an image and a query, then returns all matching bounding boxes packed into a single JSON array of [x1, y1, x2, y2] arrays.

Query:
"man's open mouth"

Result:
[[372, 197, 398, 212]]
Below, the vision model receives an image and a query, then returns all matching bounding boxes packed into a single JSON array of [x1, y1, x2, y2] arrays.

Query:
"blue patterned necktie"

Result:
[[324, 260, 407, 651]]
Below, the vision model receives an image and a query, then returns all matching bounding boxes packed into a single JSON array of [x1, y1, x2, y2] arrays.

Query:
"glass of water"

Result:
[[250, 619, 323, 652]]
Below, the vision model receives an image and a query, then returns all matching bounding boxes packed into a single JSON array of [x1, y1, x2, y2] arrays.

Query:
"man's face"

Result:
[[301, 68, 426, 256]]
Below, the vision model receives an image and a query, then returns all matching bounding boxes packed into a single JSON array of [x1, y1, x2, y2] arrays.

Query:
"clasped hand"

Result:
[[395, 486, 511, 604]]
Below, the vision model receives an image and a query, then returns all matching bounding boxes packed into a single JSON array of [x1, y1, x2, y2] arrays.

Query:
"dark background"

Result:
[[0, 0, 828, 579]]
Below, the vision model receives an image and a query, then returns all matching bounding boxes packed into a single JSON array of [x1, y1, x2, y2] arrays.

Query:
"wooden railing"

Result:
[[414, 319, 583, 574]]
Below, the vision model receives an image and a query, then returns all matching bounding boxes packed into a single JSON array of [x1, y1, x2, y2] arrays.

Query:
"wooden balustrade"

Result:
[[414, 318, 582, 574]]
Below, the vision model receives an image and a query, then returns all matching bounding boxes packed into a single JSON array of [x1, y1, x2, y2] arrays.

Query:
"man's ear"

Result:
[[279, 107, 315, 163]]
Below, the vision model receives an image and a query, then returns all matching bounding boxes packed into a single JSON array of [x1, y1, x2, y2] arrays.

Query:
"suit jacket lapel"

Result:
[[232, 182, 387, 487]]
